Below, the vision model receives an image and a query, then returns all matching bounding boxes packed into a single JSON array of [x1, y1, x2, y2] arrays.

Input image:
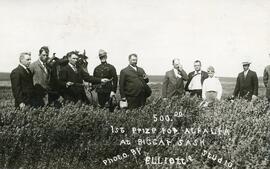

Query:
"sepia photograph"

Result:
[[0, 0, 269, 168]]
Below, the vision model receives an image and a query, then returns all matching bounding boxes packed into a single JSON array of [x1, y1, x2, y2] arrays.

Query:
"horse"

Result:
[[46, 50, 99, 106]]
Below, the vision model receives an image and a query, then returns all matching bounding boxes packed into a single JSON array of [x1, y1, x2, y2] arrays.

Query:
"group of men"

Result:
[[162, 59, 259, 103], [10, 46, 268, 111], [10, 46, 151, 110]]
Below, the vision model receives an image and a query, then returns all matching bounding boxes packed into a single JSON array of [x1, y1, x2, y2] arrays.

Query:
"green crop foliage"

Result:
[[0, 86, 269, 169]]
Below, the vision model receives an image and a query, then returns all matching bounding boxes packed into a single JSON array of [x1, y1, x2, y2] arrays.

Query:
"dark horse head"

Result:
[[47, 50, 89, 73]]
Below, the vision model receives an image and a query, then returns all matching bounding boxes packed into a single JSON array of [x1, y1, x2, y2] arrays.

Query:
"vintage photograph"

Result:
[[0, 0, 269, 168]]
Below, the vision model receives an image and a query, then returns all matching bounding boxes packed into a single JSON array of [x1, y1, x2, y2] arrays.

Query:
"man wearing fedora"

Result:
[[233, 60, 258, 101], [93, 49, 118, 110]]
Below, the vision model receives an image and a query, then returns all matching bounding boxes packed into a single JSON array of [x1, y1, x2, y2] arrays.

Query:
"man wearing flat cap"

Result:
[[93, 49, 118, 110], [233, 60, 258, 101]]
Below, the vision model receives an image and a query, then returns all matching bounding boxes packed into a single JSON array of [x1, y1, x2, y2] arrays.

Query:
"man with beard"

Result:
[[93, 49, 118, 111], [119, 53, 151, 109]]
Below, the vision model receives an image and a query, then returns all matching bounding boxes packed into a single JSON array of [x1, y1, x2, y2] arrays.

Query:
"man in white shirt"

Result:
[[119, 54, 151, 109], [185, 60, 208, 97], [162, 58, 188, 98]]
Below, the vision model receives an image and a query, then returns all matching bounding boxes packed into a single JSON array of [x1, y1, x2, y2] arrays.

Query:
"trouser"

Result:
[[97, 92, 111, 107], [205, 91, 218, 103], [48, 92, 61, 108], [126, 92, 146, 109], [190, 89, 202, 98]]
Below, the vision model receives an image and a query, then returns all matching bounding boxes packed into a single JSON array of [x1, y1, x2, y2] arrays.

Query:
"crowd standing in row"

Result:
[[10, 46, 267, 111]]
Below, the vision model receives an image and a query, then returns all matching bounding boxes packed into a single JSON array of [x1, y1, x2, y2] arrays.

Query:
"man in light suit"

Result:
[[10, 52, 36, 109], [119, 54, 150, 109], [59, 51, 110, 104], [233, 61, 258, 101], [263, 54, 270, 101], [162, 58, 188, 99], [185, 60, 208, 97], [30, 46, 50, 106]]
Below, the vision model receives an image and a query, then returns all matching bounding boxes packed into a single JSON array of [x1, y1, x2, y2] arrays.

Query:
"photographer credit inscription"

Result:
[[104, 111, 233, 168]]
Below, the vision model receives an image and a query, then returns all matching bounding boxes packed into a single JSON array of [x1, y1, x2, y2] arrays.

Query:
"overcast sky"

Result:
[[0, 0, 269, 77]]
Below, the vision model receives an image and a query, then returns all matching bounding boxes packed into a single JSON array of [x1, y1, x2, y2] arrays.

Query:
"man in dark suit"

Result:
[[59, 51, 110, 104], [119, 53, 150, 109], [29, 46, 50, 107], [185, 60, 208, 97], [93, 49, 118, 110], [162, 58, 188, 99], [233, 61, 258, 101], [10, 52, 36, 109]]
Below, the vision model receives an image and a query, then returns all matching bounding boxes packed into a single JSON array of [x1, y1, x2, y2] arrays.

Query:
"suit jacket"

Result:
[[30, 60, 50, 95], [93, 62, 118, 93], [59, 64, 101, 102], [263, 65, 270, 98], [233, 70, 258, 98], [162, 69, 188, 98], [119, 65, 149, 98], [10, 65, 35, 107], [185, 70, 208, 91]]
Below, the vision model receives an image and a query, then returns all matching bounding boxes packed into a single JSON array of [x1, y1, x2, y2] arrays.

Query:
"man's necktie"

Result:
[[26, 68, 31, 74], [43, 64, 48, 74], [73, 66, 78, 73]]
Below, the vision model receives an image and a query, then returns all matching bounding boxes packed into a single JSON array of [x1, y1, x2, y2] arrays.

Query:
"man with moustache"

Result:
[[10, 52, 36, 109], [93, 49, 118, 110], [162, 58, 188, 99], [29, 46, 50, 107], [185, 60, 208, 97], [59, 51, 110, 104], [119, 53, 151, 109]]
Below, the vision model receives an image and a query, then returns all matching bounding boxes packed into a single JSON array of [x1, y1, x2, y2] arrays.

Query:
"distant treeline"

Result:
[[0, 72, 10, 81]]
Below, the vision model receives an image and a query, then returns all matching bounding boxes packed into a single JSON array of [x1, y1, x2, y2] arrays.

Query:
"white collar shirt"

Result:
[[130, 65, 137, 71], [173, 68, 182, 78]]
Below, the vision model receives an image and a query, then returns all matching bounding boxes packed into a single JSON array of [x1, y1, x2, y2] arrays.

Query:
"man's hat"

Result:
[[242, 57, 251, 65], [99, 49, 107, 57], [242, 61, 251, 65]]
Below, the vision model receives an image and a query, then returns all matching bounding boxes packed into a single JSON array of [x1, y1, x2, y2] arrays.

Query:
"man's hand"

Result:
[[101, 78, 110, 83], [66, 82, 74, 88], [143, 74, 148, 79], [178, 64, 183, 71], [252, 95, 257, 101], [163, 98, 168, 101], [19, 102, 25, 109], [110, 91, 116, 98]]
